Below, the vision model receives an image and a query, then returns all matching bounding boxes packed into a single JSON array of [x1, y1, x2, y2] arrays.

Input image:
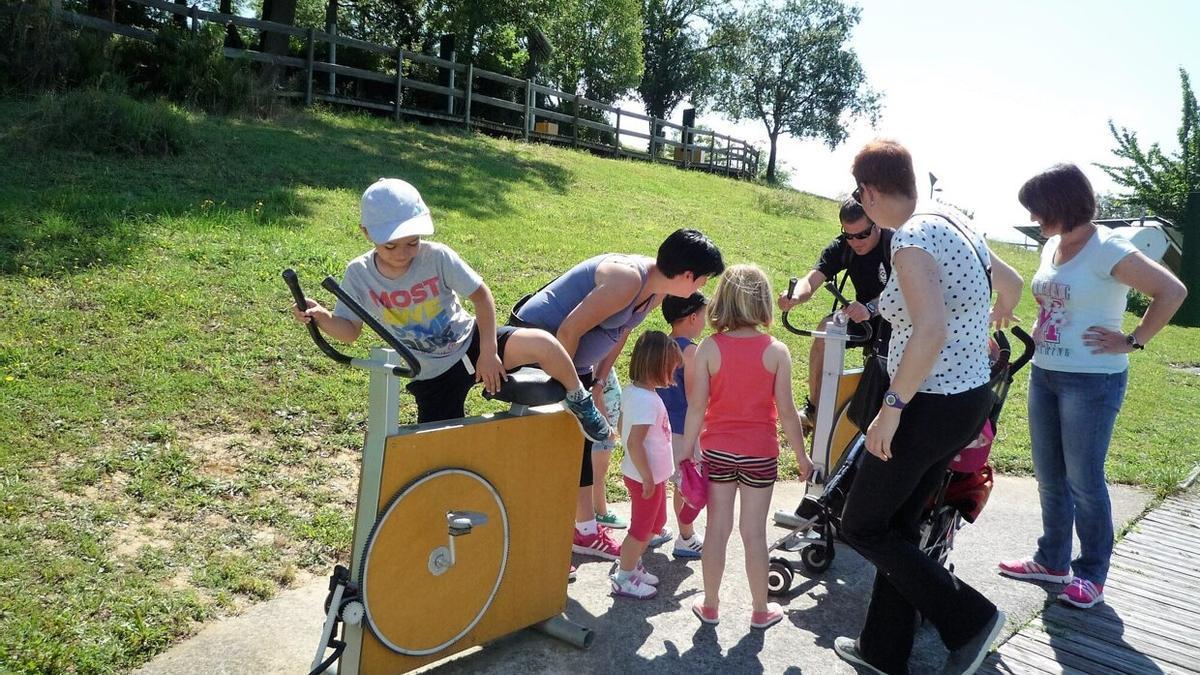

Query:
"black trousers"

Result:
[[840, 384, 996, 675]]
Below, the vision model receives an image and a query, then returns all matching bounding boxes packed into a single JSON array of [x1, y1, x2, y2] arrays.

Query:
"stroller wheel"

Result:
[[800, 543, 834, 574], [768, 558, 794, 596]]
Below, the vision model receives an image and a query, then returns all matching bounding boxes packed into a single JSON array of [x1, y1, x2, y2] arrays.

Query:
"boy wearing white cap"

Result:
[[292, 178, 612, 438]]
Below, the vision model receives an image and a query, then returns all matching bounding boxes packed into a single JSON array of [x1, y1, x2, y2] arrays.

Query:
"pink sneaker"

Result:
[[572, 528, 621, 560], [691, 597, 719, 625], [634, 561, 659, 586], [751, 602, 784, 630], [1059, 578, 1104, 608], [998, 558, 1071, 584]]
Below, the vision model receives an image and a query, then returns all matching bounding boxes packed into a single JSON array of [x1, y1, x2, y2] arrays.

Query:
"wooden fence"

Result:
[[14, 0, 761, 179]]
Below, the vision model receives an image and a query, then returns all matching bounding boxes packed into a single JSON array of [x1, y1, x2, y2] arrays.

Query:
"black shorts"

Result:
[[405, 325, 518, 424], [578, 371, 595, 488]]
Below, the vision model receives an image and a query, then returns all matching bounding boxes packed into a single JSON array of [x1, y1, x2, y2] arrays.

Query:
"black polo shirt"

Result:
[[815, 228, 893, 303]]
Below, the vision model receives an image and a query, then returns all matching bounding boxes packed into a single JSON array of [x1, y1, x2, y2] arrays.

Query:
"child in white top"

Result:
[[610, 331, 682, 600]]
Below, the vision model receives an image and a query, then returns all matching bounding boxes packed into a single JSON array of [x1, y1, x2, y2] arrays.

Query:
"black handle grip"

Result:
[[1009, 325, 1035, 375], [283, 268, 353, 366], [780, 276, 870, 343], [823, 281, 851, 308], [282, 269, 422, 378], [318, 276, 421, 378]]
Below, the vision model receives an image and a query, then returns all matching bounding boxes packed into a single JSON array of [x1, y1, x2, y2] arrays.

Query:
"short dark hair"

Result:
[[657, 229, 725, 279], [662, 292, 708, 324], [852, 139, 917, 199], [1018, 163, 1096, 232], [839, 198, 868, 225]]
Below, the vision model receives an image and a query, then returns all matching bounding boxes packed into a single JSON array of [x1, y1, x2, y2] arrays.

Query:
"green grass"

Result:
[[1, 96, 1197, 673]]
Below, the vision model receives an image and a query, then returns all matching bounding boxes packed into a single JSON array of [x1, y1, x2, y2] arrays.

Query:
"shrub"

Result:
[[1127, 289, 1151, 317], [114, 24, 258, 115], [25, 89, 193, 156]]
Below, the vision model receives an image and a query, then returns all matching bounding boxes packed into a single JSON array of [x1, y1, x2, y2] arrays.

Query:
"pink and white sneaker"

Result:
[[998, 558, 1072, 584], [573, 527, 622, 560], [634, 561, 659, 586], [751, 602, 785, 630], [610, 572, 657, 599], [1059, 578, 1104, 608]]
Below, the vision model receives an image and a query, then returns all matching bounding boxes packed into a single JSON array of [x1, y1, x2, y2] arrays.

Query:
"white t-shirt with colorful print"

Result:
[[334, 241, 482, 380], [1031, 227, 1138, 374]]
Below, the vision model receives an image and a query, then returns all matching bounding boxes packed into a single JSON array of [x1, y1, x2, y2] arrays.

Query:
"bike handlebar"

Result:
[[781, 277, 872, 344], [283, 269, 421, 378]]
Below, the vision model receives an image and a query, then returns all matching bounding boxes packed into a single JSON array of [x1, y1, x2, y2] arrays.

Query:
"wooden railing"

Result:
[[11, 0, 761, 179]]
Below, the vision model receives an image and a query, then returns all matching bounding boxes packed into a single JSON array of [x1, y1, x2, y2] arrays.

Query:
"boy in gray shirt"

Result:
[[292, 178, 611, 439]]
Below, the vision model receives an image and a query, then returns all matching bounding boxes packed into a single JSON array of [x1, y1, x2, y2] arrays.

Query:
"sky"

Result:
[[638, 0, 1200, 243]]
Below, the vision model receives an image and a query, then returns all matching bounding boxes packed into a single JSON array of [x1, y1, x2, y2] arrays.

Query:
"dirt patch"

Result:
[[187, 432, 267, 478], [111, 516, 172, 559], [1169, 363, 1200, 376]]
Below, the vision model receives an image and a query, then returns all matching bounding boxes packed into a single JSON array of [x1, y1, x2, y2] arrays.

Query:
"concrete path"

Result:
[[135, 476, 1151, 675]]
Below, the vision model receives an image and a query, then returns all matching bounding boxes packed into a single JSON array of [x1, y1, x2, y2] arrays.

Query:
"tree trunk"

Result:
[[259, 0, 298, 85], [766, 132, 779, 183]]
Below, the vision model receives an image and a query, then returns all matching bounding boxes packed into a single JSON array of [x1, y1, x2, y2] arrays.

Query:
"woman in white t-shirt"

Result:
[[998, 164, 1187, 610], [833, 140, 1025, 675]]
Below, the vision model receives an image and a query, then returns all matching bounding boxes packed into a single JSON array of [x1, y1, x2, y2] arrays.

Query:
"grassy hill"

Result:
[[1, 97, 1197, 673]]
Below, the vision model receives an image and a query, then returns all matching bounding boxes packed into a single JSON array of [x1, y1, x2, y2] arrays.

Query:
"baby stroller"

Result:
[[765, 280, 1034, 595]]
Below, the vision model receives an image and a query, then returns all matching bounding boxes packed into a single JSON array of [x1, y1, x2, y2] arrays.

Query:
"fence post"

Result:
[[613, 109, 621, 156], [447, 51, 457, 115], [523, 80, 532, 140], [189, 4, 199, 35], [650, 119, 658, 163], [328, 22, 337, 95], [394, 48, 404, 123], [463, 64, 473, 129], [571, 96, 580, 147], [304, 28, 315, 106], [725, 137, 732, 174], [708, 132, 715, 170]]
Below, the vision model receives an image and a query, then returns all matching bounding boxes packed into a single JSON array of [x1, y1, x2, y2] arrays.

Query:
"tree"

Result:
[[543, 0, 643, 104], [1097, 68, 1198, 224], [637, 0, 738, 123], [1095, 192, 1144, 220], [711, 0, 878, 184]]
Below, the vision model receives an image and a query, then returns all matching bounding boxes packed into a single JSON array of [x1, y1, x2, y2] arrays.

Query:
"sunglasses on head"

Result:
[[851, 184, 863, 203], [841, 223, 875, 240]]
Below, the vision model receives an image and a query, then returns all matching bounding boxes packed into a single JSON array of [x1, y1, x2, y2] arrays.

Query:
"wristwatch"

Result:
[[1125, 333, 1145, 351], [865, 301, 878, 317], [883, 391, 907, 410]]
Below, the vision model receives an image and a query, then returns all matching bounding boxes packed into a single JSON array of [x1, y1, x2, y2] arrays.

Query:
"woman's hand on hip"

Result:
[[866, 408, 901, 461], [1082, 325, 1133, 354]]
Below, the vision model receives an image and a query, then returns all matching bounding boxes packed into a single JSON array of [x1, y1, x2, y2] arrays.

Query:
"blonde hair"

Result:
[[628, 330, 682, 388], [707, 264, 773, 332]]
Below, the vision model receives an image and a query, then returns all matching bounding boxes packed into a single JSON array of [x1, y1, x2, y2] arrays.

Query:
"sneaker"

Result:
[[595, 511, 628, 529], [941, 610, 1006, 675], [833, 637, 886, 674], [573, 527, 622, 560], [691, 597, 719, 625], [800, 398, 816, 435], [1058, 578, 1104, 609], [568, 564, 577, 582], [634, 561, 659, 586], [997, 558, 1071, 584], [563, 393, 612, 443], [673, 534, 703, 559], [648, 526, 674, 548], [750, 602, 784, 630], [610, 571, 656, 599]]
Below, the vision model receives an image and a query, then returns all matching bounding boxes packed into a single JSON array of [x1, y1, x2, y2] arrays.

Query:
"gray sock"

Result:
[[566, 387, 588, 402]]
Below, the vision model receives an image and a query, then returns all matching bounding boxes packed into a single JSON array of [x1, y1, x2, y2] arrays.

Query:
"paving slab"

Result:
[[134, 475, 1151, 675]]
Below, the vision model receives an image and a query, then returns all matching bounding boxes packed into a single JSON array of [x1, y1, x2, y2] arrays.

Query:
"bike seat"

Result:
[[483, 368, 567, 407]]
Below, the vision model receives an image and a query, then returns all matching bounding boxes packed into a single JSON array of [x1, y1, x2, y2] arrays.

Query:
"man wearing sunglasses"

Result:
[[778, 197, 893, 430]]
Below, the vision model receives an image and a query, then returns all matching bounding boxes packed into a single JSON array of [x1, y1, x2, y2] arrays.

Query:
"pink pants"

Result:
[[623, 476, 667, 541]]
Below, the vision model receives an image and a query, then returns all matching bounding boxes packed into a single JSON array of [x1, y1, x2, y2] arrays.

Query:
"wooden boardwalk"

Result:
[[983, 488, 1200, 674]]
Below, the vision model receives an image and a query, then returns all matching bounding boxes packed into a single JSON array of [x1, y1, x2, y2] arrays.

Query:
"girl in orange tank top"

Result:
[[679, 264, 812, 630]]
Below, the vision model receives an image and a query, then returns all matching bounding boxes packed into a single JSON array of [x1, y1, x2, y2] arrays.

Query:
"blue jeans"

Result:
[[1028, 365, 1128, 585]]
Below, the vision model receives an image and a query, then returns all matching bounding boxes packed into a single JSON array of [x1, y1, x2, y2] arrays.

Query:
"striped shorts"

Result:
[[702, 449, 778, 488]]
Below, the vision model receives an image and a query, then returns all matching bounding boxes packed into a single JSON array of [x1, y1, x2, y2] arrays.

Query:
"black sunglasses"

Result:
[[841, 223, 876, 240], [851, 184, 863, 203]]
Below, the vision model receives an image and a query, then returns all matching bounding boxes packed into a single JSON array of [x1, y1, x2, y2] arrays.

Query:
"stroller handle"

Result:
[[781, 277, 873, 344], [1008, 325, 1035, 376]]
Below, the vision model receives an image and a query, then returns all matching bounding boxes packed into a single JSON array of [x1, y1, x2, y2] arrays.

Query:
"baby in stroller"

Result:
[[766, 309, 1034, 595]]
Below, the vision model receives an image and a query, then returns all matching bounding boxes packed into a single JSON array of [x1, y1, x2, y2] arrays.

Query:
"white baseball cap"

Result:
[[360, 178, 435, 244]]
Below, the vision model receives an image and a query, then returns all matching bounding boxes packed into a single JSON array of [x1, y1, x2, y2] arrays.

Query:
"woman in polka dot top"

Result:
[[831, 139, 1025, 675]]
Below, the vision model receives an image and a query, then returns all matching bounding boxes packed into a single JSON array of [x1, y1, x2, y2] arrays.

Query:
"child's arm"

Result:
[[679, 341, 700, 459], [625, 424, 656, 498], [292, 298, 363, 344], [466, 283, 505, 394], [679, 338, 714, 459], [770, 340, 812, 481]]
